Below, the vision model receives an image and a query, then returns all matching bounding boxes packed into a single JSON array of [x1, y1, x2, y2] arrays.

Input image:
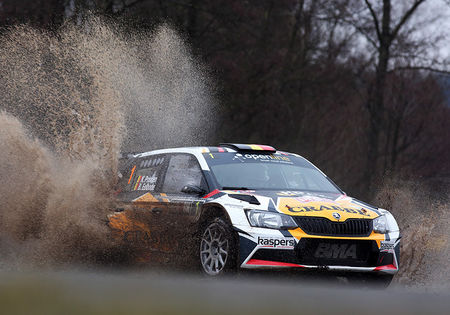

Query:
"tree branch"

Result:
[[343, 17, 378, 48], [364, 0, 381, 41], [388, 66, 450, 75], [391, 0, 427, 39]]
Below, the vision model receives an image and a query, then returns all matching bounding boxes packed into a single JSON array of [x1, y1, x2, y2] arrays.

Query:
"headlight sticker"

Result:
[[380, 241, 395, 252]]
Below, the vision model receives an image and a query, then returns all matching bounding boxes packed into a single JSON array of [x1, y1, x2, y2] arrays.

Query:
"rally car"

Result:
[[109, 144, 400, 285]]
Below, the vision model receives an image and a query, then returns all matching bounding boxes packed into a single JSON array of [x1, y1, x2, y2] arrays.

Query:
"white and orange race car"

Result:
[[110, 143, 400, 285]]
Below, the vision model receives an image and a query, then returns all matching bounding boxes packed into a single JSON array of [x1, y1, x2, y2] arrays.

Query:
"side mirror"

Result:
[[181, 185, 206, 195]]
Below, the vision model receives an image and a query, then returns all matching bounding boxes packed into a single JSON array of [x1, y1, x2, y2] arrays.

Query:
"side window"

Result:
[[125, 155, 166, 192], [162, 154, 205, 193], [118, 157, 137, 191]]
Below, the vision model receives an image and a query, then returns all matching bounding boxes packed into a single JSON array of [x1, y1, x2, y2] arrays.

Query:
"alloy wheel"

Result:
[[200, 222, 229, 275]]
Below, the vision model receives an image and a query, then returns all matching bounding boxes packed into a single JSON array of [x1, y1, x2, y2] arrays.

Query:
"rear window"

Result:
[[122, 155, 166, 192]]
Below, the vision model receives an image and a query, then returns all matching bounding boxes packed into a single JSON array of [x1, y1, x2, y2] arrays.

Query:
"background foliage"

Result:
[[1, 0, 449, 199]]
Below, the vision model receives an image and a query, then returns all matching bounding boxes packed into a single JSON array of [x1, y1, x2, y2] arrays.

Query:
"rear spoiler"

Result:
[[219, 143, 276, 153]]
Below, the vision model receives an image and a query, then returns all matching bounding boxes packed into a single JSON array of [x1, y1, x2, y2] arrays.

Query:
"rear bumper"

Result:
[[236, 226, 400, 274]]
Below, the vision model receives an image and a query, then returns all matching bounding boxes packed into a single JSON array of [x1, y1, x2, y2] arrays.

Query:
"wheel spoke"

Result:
[[218, 255, 225, 266], [219, 248, 228, 255], [207, 228, 213, 240], [201, 242, 209, 250]]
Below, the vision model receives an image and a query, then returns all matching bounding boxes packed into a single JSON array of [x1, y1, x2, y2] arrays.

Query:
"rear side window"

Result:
[[124, 155, 166, 192], [162, 154, 205, 193]]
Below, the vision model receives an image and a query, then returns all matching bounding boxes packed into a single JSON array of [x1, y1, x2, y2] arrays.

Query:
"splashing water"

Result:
[[0, 17, 216, 267], [373, 179, 450, 288], [122, 24, 217, 151], [0, 112, 115, 266]]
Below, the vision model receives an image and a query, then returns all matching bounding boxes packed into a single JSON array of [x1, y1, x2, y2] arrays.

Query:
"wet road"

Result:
[[1, 269, 449, 314]]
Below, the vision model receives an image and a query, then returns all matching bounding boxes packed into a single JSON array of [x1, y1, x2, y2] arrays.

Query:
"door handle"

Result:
[[152, 207, 163, 214]]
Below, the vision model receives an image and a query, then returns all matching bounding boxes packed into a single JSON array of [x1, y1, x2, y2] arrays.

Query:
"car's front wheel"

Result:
[[199, 218, 236, 276]]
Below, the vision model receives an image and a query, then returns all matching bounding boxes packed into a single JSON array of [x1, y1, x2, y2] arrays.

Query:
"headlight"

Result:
[[245, 210, 297, 229], [373, 215, 388, 233], [373, 210, 399, 234]]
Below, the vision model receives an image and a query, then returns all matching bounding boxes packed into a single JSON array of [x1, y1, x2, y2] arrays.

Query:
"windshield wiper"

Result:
[[221, 186, 250, 190]]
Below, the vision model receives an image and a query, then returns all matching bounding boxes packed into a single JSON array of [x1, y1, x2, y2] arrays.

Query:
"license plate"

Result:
[[314, 242, 357, 259]]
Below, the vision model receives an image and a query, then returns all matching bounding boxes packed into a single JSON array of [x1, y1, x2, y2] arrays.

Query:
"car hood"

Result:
[[221, 189, 380, 221]]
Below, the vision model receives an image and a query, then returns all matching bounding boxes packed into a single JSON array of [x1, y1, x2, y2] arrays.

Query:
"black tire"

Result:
[[198, 217, 237, 276]]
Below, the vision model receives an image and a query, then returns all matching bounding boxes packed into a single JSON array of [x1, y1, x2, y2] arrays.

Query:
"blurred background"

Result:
[[0, 0, 449, 200]]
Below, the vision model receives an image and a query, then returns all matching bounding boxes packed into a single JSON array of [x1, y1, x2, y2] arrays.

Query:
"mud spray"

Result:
[[0, 17, 215, 268], [374, 179, 450, 288]]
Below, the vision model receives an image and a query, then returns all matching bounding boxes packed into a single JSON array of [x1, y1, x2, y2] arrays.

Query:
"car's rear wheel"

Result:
[[199, 218, 236, 276]]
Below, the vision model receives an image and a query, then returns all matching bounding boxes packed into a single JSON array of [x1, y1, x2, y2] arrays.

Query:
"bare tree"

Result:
[[344, 0, 450, 196]]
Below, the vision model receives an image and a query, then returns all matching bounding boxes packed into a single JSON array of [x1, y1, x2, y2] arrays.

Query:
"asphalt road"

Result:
[[0, 268, 449, 315]]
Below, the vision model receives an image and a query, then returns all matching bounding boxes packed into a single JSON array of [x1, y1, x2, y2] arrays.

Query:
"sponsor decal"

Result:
[[132, 192, 159, 203], [284, 204, 370, 216], [380, 242, 395, 251], [127, 165, 136, 184], [160, 193, 169, 202], [180, 200, 204, 215], [294, 196, 334, 203], [202, 189, 222, 199], [257, 237, 295, 248], [133, 176, 142, 190], [233, 153, 291, 163], [314, 243, 357, 259], [134, 172, 158, 191], [277, 191, 301, 196], [336, 195, 352, 201], [223, 203, 244, 209], [140, 157, 165, 168]]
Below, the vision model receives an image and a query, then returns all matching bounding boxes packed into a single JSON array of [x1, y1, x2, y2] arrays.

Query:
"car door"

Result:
[[112, 154, 171, 257], [160, 153, 209, 253]]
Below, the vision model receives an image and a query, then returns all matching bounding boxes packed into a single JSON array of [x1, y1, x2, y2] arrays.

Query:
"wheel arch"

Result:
[[198, 202, 232, 228]]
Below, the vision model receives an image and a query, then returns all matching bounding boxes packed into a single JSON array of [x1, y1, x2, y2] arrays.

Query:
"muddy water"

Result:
[[0, 112, 115, 266], [0, 17, 215, 267], [373, 179, 450, 287]]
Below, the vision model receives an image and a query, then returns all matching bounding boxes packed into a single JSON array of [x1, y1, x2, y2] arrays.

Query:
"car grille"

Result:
[[295, 239, 379, 267], [293, 217, 372, 237]]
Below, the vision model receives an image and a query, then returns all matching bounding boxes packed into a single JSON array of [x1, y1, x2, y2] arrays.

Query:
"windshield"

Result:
[[204, 152, 341, 193]]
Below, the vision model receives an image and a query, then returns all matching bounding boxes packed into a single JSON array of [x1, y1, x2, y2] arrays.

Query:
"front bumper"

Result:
[[235, 225, 400, 274]]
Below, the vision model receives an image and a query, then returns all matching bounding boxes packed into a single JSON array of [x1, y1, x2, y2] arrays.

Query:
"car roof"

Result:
[[133, 144, 301, 158], [123, 144, 323, 179]]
